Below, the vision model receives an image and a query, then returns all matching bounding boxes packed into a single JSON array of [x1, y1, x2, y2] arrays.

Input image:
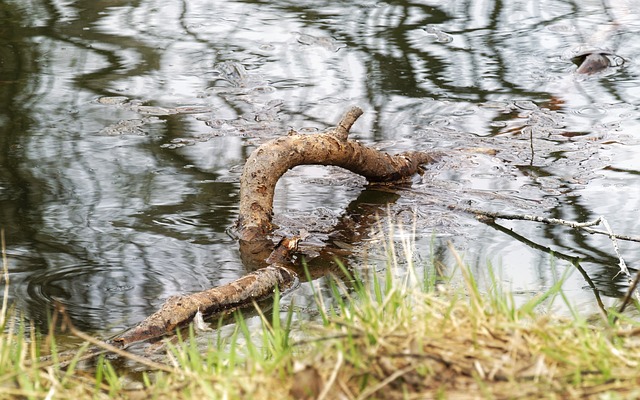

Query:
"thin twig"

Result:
[[486, 221, 609, 321], [355, 363, 417, 400], [579, 226, 640, 242], [452, 206, 603, 228], [601, 218, 631, 278], [594, 217, 639, 304], [617, 269, 640, 319], [453, 206, 640, 243], [455, 206, 640, 314]]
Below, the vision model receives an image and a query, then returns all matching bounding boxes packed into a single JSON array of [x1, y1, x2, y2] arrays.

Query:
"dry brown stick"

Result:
[[236, 106, 440, 242], [318, 348, 343, 400], [112, 265, 297, 347], [334, 107, 363, 140]]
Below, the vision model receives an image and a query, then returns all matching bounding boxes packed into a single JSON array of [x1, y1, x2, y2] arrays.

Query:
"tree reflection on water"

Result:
[[1, 0, 639, 332]]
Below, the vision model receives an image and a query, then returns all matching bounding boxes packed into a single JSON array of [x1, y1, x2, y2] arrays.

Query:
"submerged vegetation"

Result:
[[2, 230, 640, 400]]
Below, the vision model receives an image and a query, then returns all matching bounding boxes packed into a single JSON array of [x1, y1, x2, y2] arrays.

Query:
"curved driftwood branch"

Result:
[[102, 107, 437, 348], [237, 106, 439, 241]]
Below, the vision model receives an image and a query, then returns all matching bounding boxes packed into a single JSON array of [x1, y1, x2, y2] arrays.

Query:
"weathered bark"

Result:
[[237, 106, 439, 241], [112, 265, 297, 347]]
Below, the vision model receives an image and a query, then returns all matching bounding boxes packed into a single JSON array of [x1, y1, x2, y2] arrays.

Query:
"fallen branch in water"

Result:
[[236, 106, 440, 242], [112, 265, 298, 347], [107, 106, 438, 348], [454, 205, 640, 304], [452, 206, 640, 243]]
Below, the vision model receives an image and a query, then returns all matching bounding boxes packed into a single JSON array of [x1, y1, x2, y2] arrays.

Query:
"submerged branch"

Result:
[[456, 205, 640, 307], [112, 265, 297, 347], [484, 220, 609, 321], [58, 306, 175, 373]]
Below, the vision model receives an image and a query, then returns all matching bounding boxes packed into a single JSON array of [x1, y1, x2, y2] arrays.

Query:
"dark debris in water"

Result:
[[573, 52, 625, 75], [564, 48, 626, 75]]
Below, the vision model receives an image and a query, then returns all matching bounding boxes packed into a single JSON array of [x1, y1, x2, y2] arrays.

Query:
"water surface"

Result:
[[2, 0, 640, 332]]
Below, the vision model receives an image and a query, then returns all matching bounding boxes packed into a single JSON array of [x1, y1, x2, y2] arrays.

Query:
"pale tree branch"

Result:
[[454, 205, 640, 309]]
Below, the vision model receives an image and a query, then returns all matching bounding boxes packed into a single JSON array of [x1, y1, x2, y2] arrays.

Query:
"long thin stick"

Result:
[[618, 270, 640, 317], [486, 220, 609, 321], [318, 350, 343, 400], [457, 206, 640, 308], [453, 206, 640, 243]]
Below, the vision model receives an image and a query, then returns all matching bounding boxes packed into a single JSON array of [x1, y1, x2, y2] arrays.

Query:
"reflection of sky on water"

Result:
[[1, 0, 640, 330]]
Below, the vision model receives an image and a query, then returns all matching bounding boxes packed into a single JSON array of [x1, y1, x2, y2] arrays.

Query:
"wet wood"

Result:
[[112, 265, 297, 347], [266, 235, 306, 265], [576, 53, 611, 75], [237, 106, 440, 242]]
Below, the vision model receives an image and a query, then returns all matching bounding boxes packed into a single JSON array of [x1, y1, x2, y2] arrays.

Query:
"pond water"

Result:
[[2, 0, 640, 334]]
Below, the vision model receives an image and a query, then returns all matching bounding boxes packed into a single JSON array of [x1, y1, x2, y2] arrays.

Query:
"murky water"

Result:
[[2, 0, 640, 333]]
